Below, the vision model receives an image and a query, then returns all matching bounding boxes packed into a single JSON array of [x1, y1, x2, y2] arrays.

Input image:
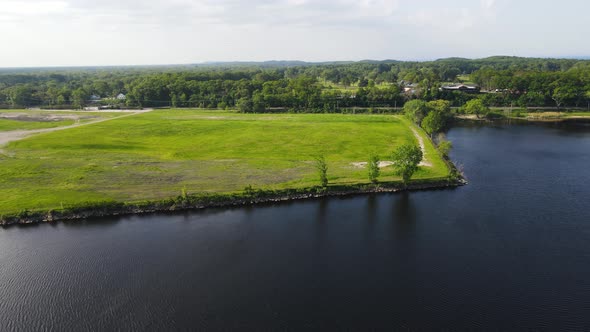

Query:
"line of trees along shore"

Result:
[[2, 56, 590, 110]]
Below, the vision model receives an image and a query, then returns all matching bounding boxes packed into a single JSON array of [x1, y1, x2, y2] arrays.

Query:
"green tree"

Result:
[[252, 91, 266, 113], [436, 134, 453, 158], [426, 99, 451, 115], [56, 95, 66, 106], [315, 155, 328, 188], [438, 140, 452, 158], [391, 144, 423, 185], [551, 86, 576, 110], [421, 111, 446, 136], [463, 99, 489, 118], [7, 85, 32, 107], [403, 99, 428, 124], [71, 88, 88, 109], [170, 94, 178, 108], [237, 97, 253, 113], [368, 153, 380, 184]]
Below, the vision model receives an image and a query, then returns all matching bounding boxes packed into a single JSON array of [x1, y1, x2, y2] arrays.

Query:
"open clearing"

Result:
[[0, 109, 449, 213]]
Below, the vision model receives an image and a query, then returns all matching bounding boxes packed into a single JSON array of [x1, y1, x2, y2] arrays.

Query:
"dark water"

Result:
[[2, 121, 590, 330]]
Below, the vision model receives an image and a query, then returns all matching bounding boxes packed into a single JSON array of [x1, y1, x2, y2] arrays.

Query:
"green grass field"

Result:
[[0, 109, 449, 214]]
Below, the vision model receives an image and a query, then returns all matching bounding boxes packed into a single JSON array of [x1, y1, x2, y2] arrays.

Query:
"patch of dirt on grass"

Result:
[[0, 112, 86, 122], [0, 110, 151, 154], [350, 161, 395, 168]]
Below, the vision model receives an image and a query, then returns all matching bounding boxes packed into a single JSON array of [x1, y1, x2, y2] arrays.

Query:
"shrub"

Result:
[[368, 153, 380, 183]]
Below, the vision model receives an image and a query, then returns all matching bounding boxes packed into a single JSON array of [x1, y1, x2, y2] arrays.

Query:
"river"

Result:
[[1, 120, 590, 330]]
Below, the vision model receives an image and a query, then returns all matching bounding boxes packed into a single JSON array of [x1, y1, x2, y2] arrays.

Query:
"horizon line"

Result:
[[1, 55, 589, 70]]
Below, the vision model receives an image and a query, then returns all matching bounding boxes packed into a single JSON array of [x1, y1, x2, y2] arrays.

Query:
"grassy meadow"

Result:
[[0, 109, 449, 214]]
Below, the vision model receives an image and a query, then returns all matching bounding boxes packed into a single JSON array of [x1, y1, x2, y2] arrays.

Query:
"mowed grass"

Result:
[[0, 110, 449, 213]]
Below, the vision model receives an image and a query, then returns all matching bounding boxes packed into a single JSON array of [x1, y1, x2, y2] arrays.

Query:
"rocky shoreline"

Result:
[[1, 178, 466, 226]]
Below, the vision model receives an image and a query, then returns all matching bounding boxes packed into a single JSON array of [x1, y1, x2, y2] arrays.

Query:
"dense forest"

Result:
[[1, 56, 589, 111]]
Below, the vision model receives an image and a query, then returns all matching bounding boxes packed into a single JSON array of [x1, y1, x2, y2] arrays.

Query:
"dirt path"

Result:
[[410, 126, 432, 167], [0, 109, 153, 153]]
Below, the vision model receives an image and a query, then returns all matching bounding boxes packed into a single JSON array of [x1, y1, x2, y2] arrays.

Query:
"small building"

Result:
[[89, 95, 102, 103], [403, 83, 419, 95], [439, 84, 480, 93], [116, 93, 126, 101]]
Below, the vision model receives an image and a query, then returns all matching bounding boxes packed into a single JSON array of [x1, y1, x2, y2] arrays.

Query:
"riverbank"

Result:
[[0, 177, 465, 226], [456, 112, 590, 123]]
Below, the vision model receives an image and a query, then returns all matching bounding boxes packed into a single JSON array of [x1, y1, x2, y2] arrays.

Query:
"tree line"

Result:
[[1, 56, 589, 110]]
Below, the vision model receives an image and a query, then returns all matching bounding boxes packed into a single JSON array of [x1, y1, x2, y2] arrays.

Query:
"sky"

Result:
[[0, 0, 589, 67]]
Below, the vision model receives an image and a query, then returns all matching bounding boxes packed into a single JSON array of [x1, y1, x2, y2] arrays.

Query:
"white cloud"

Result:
[[0, 0, 589, 67], [2, 0, 402, 26], [405, 8, 474, 31], [0, 0, 69, 20], [481, 0, 496, 10], [0, 0, 68, 15]]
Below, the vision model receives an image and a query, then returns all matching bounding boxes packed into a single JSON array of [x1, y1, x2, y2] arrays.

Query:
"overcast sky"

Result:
[[0, 0, 588, 67]]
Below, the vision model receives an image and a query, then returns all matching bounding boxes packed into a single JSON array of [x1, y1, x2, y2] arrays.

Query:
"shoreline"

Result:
[[0, 177, 466, 227], [456, 114, 590, 123]]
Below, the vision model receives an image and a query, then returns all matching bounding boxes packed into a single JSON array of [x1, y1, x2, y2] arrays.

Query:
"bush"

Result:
[[314, 155, 328, 187], [368, 153, 380, 183], [438, 140, 453, 158]]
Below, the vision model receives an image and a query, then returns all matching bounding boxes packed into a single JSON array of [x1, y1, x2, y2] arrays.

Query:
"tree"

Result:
[[518, 91, 545, 108], [7, 85, 32, 108], [56, 95, 66, 106], [171, 94, 178, 108], [252, 91, 266, 113], [402, 99, 428, 124], [315, 155, 328, 187], [391, 144, 423, 185], [436, 134, 453, 158], [71, 88, 88, 109], [426, 99, 451, 115], [463, 99, 489, 118], [368, 153, 380, 184], [237, 97, 253, 113], [551, 86, 576, 110], [421, 111, 446, 136]]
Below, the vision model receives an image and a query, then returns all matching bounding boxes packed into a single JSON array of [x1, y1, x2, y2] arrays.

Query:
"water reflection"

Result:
[[314, 199, 328, 250], [363, 195, 378, 243], [62, 217, 121, 229], [393, 192, 416, 226]]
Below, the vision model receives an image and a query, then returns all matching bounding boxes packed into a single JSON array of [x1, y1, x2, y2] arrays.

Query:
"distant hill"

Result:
[[1, 56, 589, 73]]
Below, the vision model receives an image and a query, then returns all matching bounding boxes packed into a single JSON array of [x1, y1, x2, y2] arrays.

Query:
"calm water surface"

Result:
[[1, 121, 590, 330]]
